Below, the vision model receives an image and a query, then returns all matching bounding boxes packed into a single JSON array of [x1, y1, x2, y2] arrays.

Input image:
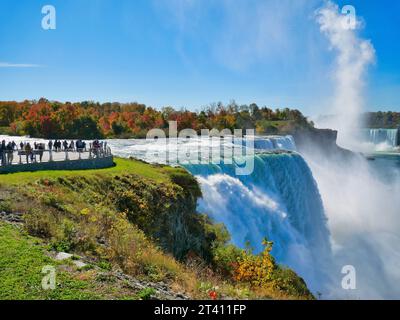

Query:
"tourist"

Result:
[[92, 140, 101, 158], [55, 140, 61, 152], [63, 140, 68, 150], [48, 140, 53, 151], [24, 143, 32, 164], [69, 140, 74, 151], [76, 139, 85, 153], [19, 141, 24, 150], [38, 143, 45, 162], [0, 140, 5, 166], [6, 142, 14, 165]]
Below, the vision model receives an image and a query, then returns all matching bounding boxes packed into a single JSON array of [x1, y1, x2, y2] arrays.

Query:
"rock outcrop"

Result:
[[293, 127, 355, 159]]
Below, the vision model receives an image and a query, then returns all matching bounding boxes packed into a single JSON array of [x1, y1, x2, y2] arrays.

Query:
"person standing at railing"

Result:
[[19, 141, 24, 151], [93, 140, 101, 158], [0, 140, 5, 166], [54, 140, 60, 152], [38, 143, 45, 162], [62, 140, 68, 151], [25, 143, 32, 164], [75, 139, 85, 153], [48, 140, 53, 151], [6, 142, 14, 165]]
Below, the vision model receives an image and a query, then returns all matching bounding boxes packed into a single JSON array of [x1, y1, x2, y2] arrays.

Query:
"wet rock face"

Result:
[[293, 127, 356, 161], [293, 128, 338, 152]]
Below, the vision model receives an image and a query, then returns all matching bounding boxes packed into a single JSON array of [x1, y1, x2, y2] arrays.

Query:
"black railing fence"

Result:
[[0, 145, 112, 167]]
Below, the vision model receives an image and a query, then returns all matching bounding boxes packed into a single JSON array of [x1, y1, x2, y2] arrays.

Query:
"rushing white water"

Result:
[[108, 134, 400, 299], [368, 129, 398, 147], [3, 132, 400, 298], [360, 129, 400, 152], [249, 135, 296, 151], [105, 135, 296, 164], [102, 135, 331, 293], [312, 2, 400, 299], [183, 152, 332, 293], [300, 144, 400, 299]]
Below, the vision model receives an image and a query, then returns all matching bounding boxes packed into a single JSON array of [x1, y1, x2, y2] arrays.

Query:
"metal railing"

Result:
[[0, 146, 112, 167]]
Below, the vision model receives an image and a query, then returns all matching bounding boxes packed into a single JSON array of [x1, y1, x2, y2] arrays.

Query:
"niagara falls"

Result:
[[1, 0, 400, 310]]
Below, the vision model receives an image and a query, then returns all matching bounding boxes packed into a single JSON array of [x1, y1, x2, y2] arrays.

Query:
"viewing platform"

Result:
[[0, 146, 114, 174]]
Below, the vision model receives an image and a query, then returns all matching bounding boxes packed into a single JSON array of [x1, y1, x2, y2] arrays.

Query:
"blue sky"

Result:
[[0, 0, 399, 116]]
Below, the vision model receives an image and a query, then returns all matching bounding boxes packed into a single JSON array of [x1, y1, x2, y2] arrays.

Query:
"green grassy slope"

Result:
[[0, 158, 172, 185], [0, 222, 146, 300], [0, 158, 313, 300]]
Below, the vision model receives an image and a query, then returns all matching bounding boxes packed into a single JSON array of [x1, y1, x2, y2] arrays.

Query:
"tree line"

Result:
[[364, 112, 400, 129], [0, 98, 313, 139]]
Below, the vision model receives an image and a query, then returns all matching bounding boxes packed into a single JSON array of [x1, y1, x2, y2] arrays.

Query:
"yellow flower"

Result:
[[80, 208, 90, 216]]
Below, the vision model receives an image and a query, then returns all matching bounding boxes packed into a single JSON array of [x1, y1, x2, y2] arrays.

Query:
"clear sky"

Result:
[[0, 0, 399, 116]]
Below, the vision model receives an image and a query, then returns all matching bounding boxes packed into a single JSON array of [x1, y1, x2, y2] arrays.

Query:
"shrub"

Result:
[[40, 194, 64, 211], [0, 199, 12, 213], [229, 239, 313, 299], [137, 288, 156, 300], [98, 261, 112, 271], [212, 244, 242, 276], [233, 239, 275, 286], [51, 239, 73, 252], [24, 209, 59, 239], [271, 267, 312, 298], [168, 170, 202, 198]]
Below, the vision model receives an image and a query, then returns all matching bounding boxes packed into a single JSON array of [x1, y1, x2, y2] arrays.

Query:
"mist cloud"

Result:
[[315, 1, 375, 149]]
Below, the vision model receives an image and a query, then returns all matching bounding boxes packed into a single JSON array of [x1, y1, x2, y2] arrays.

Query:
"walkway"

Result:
[[0, 147, 114, 174]]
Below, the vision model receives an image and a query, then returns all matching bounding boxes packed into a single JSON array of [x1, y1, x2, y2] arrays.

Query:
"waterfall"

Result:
[[252, 135, 297, 151], [106, 135, 297, 164], [183, 152, 332, 292], [105, 135, 332, 292], [364, 129, 399, 148]]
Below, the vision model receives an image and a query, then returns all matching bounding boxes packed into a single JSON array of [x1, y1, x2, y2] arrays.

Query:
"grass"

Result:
[[0, 159, 207, 299], [261, 120, 293, 127], [0, 156, 313, 300], [0, 157, 173, 185], [0, 222, 141, 300], [0, 158, 197, 300]]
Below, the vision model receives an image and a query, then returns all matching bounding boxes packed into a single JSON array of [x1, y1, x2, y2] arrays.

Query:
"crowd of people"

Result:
[[0, 141, 17, 166], [47, 139, 87, 152], [0, 139, 108, 166]]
